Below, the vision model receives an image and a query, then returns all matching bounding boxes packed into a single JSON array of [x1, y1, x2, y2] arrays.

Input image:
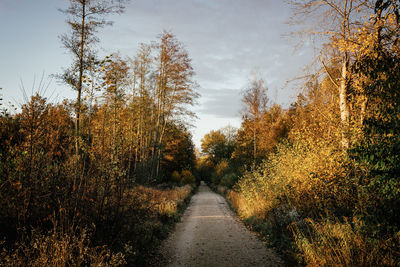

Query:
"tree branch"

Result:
[[320, 57, 340, 88]]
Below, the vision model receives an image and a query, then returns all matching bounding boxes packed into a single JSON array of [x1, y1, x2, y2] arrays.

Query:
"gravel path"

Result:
[[159, 182, 283, 267]]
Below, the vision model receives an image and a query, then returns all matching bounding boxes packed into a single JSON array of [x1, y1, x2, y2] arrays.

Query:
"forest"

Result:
[[1, 0, 400, 266]]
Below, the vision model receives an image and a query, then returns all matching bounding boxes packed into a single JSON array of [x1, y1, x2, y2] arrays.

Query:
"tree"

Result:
[[289, 0, 370, 149], [241, 76, 268, 161], [201, 130, 234, 165], [18, 94, 50, 176], [100, 54, 129, 162], [233, 103, 290, 168], [161, 123, 196, 181], [130, 43, 153, 173], [349, 0, 400, 231], [221, 125, 238, 147], [350, 0, 400, 126], [150, 31, 199, 179], [60, 0, 127, 157]]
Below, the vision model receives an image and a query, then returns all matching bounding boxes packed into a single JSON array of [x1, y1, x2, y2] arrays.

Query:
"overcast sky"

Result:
[[0, 0, 314, 148]]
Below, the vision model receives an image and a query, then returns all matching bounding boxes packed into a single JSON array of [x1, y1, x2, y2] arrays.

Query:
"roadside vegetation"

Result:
[[200, 1, 400, 265], [0, 0, 198, 266]]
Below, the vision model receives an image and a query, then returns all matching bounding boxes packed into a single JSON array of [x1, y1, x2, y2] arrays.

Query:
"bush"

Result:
[[171, 170, 181, 184], [211, 159, 230, 185], [220, 172, 238, 188], [232, 137, 351, 219], [180, 170, 195, 185], [171, 170, 195, 185], [291, 217, 399, 266]]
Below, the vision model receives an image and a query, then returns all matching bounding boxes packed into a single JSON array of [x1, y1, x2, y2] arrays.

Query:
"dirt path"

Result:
[[159, 182, 283, 267]]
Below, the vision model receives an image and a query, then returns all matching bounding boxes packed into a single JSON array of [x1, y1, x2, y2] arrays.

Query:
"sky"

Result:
[[0, 0, 314, 148]]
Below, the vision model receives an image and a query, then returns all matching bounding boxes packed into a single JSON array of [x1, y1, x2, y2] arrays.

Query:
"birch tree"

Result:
[[241, 76, 268, 162], [289, 0, 369, 148]]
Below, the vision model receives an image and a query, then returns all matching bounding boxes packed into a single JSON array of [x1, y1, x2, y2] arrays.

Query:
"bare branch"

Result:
[[320, 57, 340, 88]]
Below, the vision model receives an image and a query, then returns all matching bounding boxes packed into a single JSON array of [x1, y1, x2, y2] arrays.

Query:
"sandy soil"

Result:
[[159, 182, 283, 267]]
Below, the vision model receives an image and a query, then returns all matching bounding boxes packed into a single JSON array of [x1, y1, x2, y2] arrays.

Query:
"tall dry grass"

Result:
[[291, 217, 399, 266]]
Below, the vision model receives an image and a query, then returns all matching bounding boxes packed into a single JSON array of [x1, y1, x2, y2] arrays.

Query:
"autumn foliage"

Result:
[[201, 1, 400, 265]]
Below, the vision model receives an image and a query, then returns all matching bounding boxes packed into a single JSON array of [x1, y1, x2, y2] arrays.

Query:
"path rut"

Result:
[[159, 182, 283, 267]]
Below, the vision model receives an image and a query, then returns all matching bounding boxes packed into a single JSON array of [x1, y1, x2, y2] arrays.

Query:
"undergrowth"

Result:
[[0, 184, 194, 266]]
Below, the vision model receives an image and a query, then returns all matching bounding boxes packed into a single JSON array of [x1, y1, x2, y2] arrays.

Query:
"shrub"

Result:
[[171, 170, 181, 184], [215, 159, 229, 177], [291, 217, 399, 266], [232, 136, 351, 219], [211, 159, 230, 185], [180, 170, 195, 185], [220, 172, 237, 188], [170, 170, 195, 185]]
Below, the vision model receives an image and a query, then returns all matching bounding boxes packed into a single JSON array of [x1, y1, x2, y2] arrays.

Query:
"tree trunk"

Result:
[[339, 53, 350, 149], [253, 125, 257, 162], [360, 97, 368, 126], [75, 0, 86, 158]]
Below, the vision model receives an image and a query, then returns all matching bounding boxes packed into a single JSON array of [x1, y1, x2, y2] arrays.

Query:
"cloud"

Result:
[[196, 88, 242, 118]]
